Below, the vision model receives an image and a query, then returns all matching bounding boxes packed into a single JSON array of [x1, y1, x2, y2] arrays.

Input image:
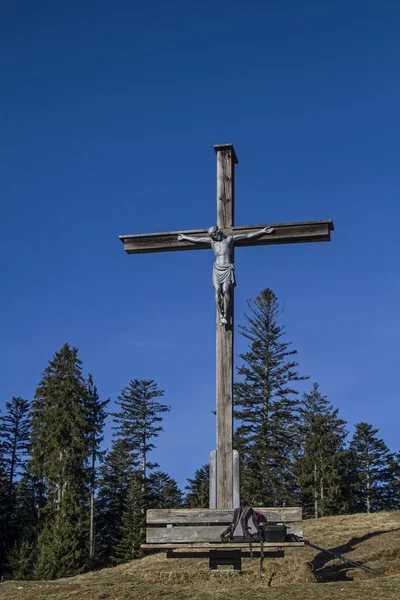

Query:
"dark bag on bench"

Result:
[[220, 506, 268, 578], [220, 506, 265, 543]]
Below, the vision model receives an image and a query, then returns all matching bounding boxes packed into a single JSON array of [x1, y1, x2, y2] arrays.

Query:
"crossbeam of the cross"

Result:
[[119, 220, 333, 254]]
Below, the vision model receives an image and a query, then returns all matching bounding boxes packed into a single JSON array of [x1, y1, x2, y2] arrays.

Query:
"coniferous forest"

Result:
[[1, 288, 399, 580]]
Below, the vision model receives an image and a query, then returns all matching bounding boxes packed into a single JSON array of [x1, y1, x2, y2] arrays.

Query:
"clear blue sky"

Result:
[[1, 0, 399, 488]]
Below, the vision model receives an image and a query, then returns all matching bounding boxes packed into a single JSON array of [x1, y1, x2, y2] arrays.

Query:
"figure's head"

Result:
[[208, 226, 224, 241]]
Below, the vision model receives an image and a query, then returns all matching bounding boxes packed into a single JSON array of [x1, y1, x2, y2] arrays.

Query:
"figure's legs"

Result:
[[214, 285, 225, 324], [222, 282, 231, 325]]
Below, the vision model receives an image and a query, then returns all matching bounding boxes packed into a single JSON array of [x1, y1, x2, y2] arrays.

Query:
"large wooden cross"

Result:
[[119, 144, 333, 510]]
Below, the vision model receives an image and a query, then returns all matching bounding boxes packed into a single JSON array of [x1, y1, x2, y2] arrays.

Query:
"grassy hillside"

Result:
[[1, 511, 400, 600]]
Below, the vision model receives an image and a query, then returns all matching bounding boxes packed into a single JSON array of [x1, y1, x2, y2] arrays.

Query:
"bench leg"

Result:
[[209, 549, 241, 571]]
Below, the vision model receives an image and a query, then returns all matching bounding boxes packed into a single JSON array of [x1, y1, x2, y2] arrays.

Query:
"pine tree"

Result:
[[0, 398, 30, 576], [112, 380, 169, 482], [95, 439, 134, 565], [185, 465, 209, 508], [234, 288, 307, 506], [7, 473, 40, 579], [0, 451, 12, 576], [113, 473, 145, 563], [30, 344, 89, 512], [111, 380, 169, 556], [295, 383, 348, 517], [349, 422, 395, 513], [148, 471, 183, 508], [8, 538, 37, 580], [385, 452, 400, 510], [113, 469, 183, 565], [30, 343, 90, 576], [85, 375, 108, 564], [0, 397, 30, 488], [34, 504, 84, 580]]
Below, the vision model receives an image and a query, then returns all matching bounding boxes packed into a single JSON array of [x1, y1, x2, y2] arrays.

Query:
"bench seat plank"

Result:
[[142, 542, 304, 549]]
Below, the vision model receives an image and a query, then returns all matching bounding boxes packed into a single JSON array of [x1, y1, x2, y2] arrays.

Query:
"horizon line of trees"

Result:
[[1, 287, 399, 581]]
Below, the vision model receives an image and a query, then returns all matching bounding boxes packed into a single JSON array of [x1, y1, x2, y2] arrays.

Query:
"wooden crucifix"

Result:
[[119, 143, 334, 510]]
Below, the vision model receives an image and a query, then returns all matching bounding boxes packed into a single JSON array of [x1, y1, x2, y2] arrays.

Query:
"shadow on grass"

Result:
[[310, 527, 400, 582]]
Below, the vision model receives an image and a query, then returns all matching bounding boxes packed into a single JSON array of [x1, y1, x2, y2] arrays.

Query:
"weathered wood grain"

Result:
[[215, 145, 235, 509], [146, 525, 302, 544], [146, 507, 302, 524], [146, 526, 226, 543], [209, 450, 217, 509], [233, 450, 240, 509], [215, 143, 237, 231], [120, 220, 334, 254]]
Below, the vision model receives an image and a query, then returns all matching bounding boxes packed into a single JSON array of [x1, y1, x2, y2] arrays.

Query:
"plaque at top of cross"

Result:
[[119, 143, 334, 510]]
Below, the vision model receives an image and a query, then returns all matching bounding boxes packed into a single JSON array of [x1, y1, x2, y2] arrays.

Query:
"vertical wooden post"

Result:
[[214, 144, 238, 509], [209, 450, 217, 509], [233, 450, 240, 509]]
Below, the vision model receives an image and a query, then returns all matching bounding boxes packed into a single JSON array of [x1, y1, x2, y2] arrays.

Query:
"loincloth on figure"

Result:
[[212, 263, 236, 289]]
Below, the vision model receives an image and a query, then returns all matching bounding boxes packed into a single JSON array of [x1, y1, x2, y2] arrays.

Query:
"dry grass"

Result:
[[1, 511, 400, 600]]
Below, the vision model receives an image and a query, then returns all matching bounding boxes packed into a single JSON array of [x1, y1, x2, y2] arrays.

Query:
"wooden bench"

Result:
[[142, 507, 303, 570]]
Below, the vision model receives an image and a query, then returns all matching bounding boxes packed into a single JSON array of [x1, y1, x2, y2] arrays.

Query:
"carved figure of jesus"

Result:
[[178, 226, 274, 325]]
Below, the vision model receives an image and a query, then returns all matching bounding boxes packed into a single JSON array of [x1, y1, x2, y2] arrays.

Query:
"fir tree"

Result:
[[30, 344, 89, 512], [385, 452, 400, 510], [0, 398, 31, 576], [234, 288, 307, 506], [30, 343, 90, 575], [0, 397, 30, 488], [95, 439, 134, 565], [113, 473, 145, 563], [111, 380, 169, 556], [34, 503, 84, 580], [8, 538, 37, 580], [7, 473, 40, 579], [296, 383, 348, 517], [0, 453, 11, 576], [349, 422, 395, 513], [14, 473, 38, 535], [112, 379, 169, 482], [185, 465, 209, 508], [85, 375, 108, 564], [148, 471, 183, 508]]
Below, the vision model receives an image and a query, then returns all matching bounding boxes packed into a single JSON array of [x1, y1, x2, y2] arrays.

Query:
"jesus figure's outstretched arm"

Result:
[[178, 234, 211, 244], [232, 226, 275, 242]]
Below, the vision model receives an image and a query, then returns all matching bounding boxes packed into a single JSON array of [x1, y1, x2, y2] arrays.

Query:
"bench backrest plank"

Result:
[[148, 526, 229, 544], [146, 524, 302, 544], [146, 507, 302, 525]]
